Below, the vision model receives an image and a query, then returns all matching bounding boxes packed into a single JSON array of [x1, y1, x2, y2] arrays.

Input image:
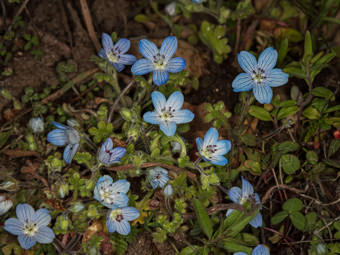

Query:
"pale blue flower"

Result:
[[28, 117, 44, 133], [227, 177, 263, 228], [148, 167, 169, 189], [131, 36, 186, 86], [98, 138, 126, 165], [196, 127, 231, 166], [93, 175, 130, 209], [163, 184, 173, 197], [47, 121, 80, 164], [192, 0, 204, 3], [232, 47, 289, 104], [99, 33, 136, 72], [143, 91, 194, 136], [4, 204, 55, 250], [106, 207, 140, 235], [234, 244, 270, 255]]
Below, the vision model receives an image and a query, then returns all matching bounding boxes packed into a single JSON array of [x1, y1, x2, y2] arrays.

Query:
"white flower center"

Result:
[[107, 47, 122, 63], [158, 106, 176, 122], [99, 184, 119, 205], [152, 52, 167, 70], [251, 68, 267, 85], [201, 144, 218, 159], [23, 222, 38, 237], [110, 209, 124, 222]]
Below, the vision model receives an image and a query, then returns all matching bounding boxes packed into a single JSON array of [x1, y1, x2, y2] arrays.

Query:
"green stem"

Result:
[[111, 70, 127, 107], [238, 93, 255, 132]]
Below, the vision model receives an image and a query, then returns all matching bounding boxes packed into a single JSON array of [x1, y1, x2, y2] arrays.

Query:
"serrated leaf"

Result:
[[271, 211, 288, 225], [193, 199, 213, 239], [248, 106, 273, 121], [283, 198, 303, 212]]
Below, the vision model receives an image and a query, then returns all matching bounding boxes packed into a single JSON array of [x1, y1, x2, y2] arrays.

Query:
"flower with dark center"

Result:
[[106, 207, 140, 235]]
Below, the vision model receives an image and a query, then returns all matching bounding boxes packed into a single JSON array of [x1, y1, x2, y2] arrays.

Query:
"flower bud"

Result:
[[163, 184, 173, 197], [0, 195, 13, 216], [58, 183, 69, 198], [28, 117, 44, 133], [69, 202, 85, 213], [165, 2, 176, 16]]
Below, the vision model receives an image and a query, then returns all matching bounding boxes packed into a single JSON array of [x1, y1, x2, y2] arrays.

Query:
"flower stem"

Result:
[[238, 93, 255, 132]]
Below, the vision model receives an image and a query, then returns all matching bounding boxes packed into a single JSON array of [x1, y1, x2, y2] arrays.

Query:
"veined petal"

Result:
[[122, 207, 140, 221], [160, 36, 178, 61], [159, 121, 177, 136], [241, 177, 254, 198], [4, 218, 23, 235], [139, 39, 159, 60], [228, 187, 242, 204], [102, 33, 114, 53], [203, 127, 219, 147], [151, 91, 167, 113], [102, 138, 113, 151], [105, 193, 129, 209], [232, 73, 254, 92], [106, 212, 116, 233], [35, 226, 55, 244], [107, 147, 126, 164], [16, 204, 35, 223], [111, 179, 130, 194], [267, 68, 289, 87], [153, 70, 169, 86], [115, 220, 131, 235], [98, 48, 106, 59], [47, 129, 68, 146], [63, 143, 79, 164], [18, 235, 36, 250], [253, 245, 270, 255], [114, 39, 130, 54], [112, 62, 125, 72], [52, 121, 68, 130], [253, 85, 273, 104], [34, 209, 51, 227], [143, 111, 161, 125], [238, 51, 257, 74], [196, 138, 203, 151], [158, 173, 170, 188], [215, 140, 231, 155], [171, 109, 194, 124], [131, 59, 154, 75], [249, 212, 263, 228], [166, 57, 186, 73], [209, 155, 228, 166], [119, 54, 137, 65], [166, 91, 184, 110], [234, 253, 248, 255], [258, 47, 278, 72]]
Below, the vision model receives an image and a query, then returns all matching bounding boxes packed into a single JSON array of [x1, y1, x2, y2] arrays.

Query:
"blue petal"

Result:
[[255, 193, 261, 205], [97, 175, 113, 185], [35, 226, 55, 244], [33, 209, 51, 227], [4, 218, 23, 235], [249, 213, 263, 228], [166, 57, 186, 73], [203, 128, 219, 147], [215, 140, 231, 155], [131, 59, 154, 75], [228, 187, 242, 204], [238, 51, 257, 74], [253, 245, 269, 255], [234, 253, 248, 255], [171, 109, 194, 124], [107, 147, 126, 164], [160, 36, 178, 61], [158, 173, 170, 188], [16, 204, 35, 223], [119, 54, 137, 65], [106, 214, 117, 233], [253, 85, 273, 104], [267, 68, 289, 87], [139, 39, 159, 60], [257, 47, 278, 72], [241, 177, 254, 198], [153, 70, 169, 86], [114, 39, 130, 54], [111, 179, 130, 194], [166, 91, 184, 110], [51, 121, 68, 130], [101, 33, 114, 53], [102, 194, 129, 209], [143, 111, 161, 125], [159, 121, 177, 136], [18, 235, 36, 250], [115, 220, 131, 235], [210, 155, 228, 166], [63, 143, 79, 164], [225, 209, 234, 217], [112, 62, 125, 72], [98, 48, 106, 59], [102, 138, 113, 151], [122, 207, 140, 221], [232, 73, 254, 92], [151, 91, 167, 113], [196, 138, 203, 151], [47, 129, 68, 146]]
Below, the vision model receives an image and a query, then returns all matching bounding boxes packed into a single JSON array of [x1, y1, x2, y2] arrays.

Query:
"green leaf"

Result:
[[283, 198, 303, 212], [303, 106, 321, 120], [226, 207, 260, 237], [326, 104, 340, 113], [220, 238, 252, 253], [271, 211, 288, 225], [277, 106, 299, 120], [328, 139, 340, 158], [278, 37, 288, 65], [0, 131, 11, 149], [289, 211, 306, 231], [248, 106, 273, 121], [312, 87, 335, 100], [193, 199, 213, 239], [303, 30, 313, 63], [240, 133, 257, 147], [277, 141, 300, 153], [306, 151, 318, 164], [280, 154, 300, 174]]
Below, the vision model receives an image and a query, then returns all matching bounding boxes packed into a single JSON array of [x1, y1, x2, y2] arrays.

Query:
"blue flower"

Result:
[[234, 244, 270, 255], [163, 184, 173, 197], [192, 0, 204, 3], [196, 127, 231, 166], [93, 175, 130, 209], [98, 138, 126, 165], [232, 47, 289, 104], [148, 167, 169, 189], [227, 177, 263, 228], [131, 36, 186, 86], [47, 121, 80, 164], [4, 204, 55, 250], [106, 207, 140, 235], [143, 91, 194, 136], [28, 117, 44, 133], [99, 33, 136, 72]]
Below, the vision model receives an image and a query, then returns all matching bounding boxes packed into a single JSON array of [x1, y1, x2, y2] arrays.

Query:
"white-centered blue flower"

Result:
[[131, 36, 186, 86], [98, 138, 126, 165], [28, 117, 44, 133], [163, 184, 173, 197], [227, 177, 263, 228], [196, 127, 231, 166], [47, 121, 80, 164], [234, 244, 270, 255], [4, 204, 55, 250], [106, 207, 140, 235], [192, 0, 205, 3], [0, 195, 13, 216], [99, 33, 136, 72], [143, 91, 194, 136], [232, 47, 289, 104], [148, 167, 169, 189], [93, 175, 130, 209]]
